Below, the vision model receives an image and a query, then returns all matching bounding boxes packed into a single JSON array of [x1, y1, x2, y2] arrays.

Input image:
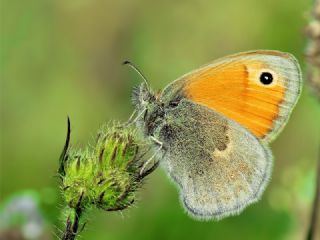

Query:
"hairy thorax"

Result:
[[132, 83, 183, 144]]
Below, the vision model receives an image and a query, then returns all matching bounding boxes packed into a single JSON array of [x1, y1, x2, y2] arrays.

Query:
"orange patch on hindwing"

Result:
[[184, 60, 285, 138]]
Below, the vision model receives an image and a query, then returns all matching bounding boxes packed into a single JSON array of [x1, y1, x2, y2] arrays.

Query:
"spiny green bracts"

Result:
[[59, 119, 157, 214]]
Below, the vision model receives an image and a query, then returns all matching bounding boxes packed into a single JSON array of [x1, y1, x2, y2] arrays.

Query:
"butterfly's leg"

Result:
[[126, 110, 137, 124], [123, 108, 148, 127], [139, 136, 163, 175], [119, 110, 137, 128], [150, 136, 163, 146]]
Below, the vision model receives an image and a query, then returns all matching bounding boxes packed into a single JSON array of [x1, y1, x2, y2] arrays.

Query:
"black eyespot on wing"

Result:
[[260, 72, 273, 85]]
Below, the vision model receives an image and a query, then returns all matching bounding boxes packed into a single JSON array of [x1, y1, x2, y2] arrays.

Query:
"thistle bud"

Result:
[[59, 120, 156, 213]]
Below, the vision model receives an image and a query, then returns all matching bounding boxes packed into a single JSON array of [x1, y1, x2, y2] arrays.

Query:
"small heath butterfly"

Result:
[[127, 50, 302, 220]]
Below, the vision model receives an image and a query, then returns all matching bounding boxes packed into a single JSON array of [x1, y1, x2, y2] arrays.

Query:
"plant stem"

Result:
[[62, 207, 83, 240], [62, 192, 84, 240], [305, 1, 320, 238], [307, 145, 320, 240]]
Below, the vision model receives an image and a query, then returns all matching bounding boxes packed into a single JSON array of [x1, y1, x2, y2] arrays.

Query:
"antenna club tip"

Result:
[[122, 60, 149, 87], [122, 60, 131, 65]]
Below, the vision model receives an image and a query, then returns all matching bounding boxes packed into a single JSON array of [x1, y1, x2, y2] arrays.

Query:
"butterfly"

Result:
[[126, 50, 302, 220]]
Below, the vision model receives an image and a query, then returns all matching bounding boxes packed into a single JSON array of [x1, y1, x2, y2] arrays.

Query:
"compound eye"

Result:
[[169, 101, 179, 108], [259, 72, 273, 85]]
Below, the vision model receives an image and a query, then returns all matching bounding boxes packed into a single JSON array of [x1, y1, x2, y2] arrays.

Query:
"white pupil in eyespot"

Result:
[[260, 72, 273, 85]]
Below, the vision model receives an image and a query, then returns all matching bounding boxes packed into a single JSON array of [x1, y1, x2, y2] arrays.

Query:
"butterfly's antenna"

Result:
[[123, 60, 150, 90]]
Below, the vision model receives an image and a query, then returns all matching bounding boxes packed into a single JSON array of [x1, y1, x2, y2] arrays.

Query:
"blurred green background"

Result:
[[1, 0, 320, 239]]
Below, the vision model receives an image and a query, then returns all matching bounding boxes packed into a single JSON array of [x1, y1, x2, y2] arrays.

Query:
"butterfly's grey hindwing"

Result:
[[134, 85, 273, 220]]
